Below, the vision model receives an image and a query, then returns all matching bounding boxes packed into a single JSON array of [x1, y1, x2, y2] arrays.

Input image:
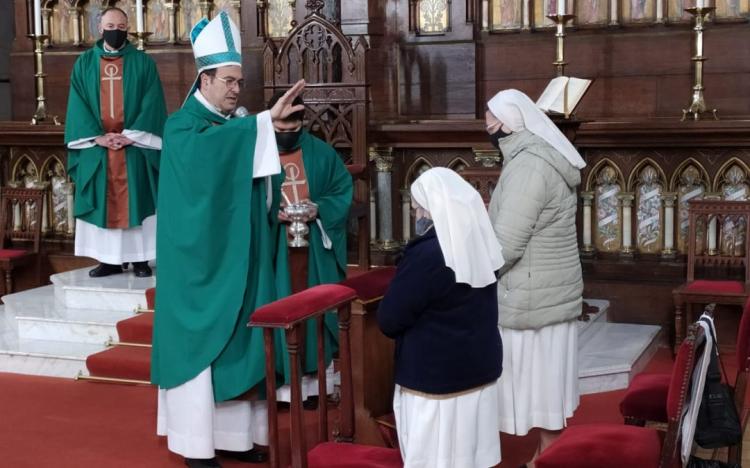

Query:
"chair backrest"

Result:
[[460, 166, 502, 207], [263, 13, 368, 166], [0, 187, 46, 253], [661, 323, 704, 468], [733, 296, 750, 430], [263, 13, 370, 269], [249, 284, 359, 468], [686, 200, 750, 285]]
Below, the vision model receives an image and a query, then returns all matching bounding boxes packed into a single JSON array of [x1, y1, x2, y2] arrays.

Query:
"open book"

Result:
[[536, 76, 592, 118]]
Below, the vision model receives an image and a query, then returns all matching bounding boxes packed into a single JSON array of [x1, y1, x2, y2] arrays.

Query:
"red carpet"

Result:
[[0, 347, 682, 467], [0, 373, 337, 468]]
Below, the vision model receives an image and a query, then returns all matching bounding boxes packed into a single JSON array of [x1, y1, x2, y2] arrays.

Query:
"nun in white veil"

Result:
[[486, 89, 585, 466], [377, 167, 505, 468]]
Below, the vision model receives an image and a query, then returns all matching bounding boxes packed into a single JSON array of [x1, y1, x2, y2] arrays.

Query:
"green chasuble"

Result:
[[64, 40, 166, 228], [152, 95, 290, 402], [273, 131, 353, 378]]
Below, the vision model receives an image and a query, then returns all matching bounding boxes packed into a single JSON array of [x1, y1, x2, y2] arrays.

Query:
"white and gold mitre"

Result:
[[185, 11, 242, 101]]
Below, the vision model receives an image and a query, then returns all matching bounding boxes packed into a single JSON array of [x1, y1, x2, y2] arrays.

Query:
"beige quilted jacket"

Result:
[[488, 130, 584, 330]]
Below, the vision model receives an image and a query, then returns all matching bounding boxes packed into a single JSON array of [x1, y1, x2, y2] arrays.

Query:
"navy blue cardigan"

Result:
[[377, 228, 503, 394]]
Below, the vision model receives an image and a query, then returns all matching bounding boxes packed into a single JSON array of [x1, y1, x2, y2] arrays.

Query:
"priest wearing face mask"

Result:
[[267, 91, 353, 406], [64, 7, 166, 278], [486, 89, 585, 467]]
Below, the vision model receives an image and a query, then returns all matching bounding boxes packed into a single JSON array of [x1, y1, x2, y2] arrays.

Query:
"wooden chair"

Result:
[[620, 301, 750, 464], [0, 187, 45, 295], [536, 322, 705, 468], [674, 200, 750, 350], [263, 11, 371, 270], [249, 284, 402, 468], [339, 267, 398, 446], [459, 165, 501, 207]]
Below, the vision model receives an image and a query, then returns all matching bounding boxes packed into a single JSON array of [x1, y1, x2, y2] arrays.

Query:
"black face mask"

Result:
[[102, 29, 128, 50], [275, 129, 302, 153], [489, 128, 511, 150]]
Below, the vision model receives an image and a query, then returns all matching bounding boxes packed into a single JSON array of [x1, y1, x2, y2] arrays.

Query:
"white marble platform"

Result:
[[0, 267, 151, 378], [0, 318, 106, 378], [578, 322, 662, 395], [51, 267, 155, 312], [0, 270, 663, 393], [6, 285, 135, 344], [577, 298, 610, 350]]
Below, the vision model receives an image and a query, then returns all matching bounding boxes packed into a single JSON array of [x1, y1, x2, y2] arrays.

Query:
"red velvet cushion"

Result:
[[736, 297, 750, 370], [250, 284, 357, 327], [619, 373, 670, 423], [308, 441, 403, 468], [535, 424, 661, 468], [685, 280, 745, 294], [0, 249, 29, 259], [339, 267, 397, 303], [145, 287, 156, 310]]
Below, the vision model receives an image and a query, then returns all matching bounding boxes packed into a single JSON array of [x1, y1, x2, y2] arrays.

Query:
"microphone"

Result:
[[234, 106, 249, 118]]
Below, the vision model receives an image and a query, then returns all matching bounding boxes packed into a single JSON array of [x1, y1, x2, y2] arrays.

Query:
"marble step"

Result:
[[577, 299, 610, 350], [578, 322, 662, 395], [4, 285, 135, 344], [51, 266, 155, 311], [0, 330, 105, 379]]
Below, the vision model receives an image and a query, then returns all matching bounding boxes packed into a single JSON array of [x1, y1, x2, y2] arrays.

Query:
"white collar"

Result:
[[193, 90, 231, 120]]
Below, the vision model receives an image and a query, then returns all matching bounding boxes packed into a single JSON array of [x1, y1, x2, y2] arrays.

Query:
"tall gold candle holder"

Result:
[[28, 34, 60, 125], [546, 14, 576, 77], [681, 6, 718, 121], [128, 31, 153, 51]]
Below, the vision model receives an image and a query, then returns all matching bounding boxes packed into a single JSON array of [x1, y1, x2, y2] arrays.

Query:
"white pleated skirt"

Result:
[[495, 320, 580, 436], [393, 382, 501, 468]]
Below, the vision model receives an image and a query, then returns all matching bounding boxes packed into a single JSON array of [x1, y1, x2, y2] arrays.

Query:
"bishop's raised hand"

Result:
[[270, 79, 306, 121]]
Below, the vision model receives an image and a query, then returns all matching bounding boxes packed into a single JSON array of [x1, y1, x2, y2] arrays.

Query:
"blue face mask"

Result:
[[415, 217, 433, 236]]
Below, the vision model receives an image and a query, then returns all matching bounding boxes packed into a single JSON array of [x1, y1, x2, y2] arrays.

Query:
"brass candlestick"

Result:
[[28, 34, 60, 125], [546, 14, 576, 77], [128, 31, 153, 51], [681, 6, 718, 121]]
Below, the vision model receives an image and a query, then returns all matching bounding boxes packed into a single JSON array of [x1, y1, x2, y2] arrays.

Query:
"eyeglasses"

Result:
[[215, 76, 245, 90]]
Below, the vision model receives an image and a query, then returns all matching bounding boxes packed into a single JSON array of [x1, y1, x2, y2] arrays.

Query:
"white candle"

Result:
[[696, 0, 705, 8], [583, 204, 592, 247], [33, 0, 41, 36], [136, 0, 144, 33], [557, 0, 566, 16]]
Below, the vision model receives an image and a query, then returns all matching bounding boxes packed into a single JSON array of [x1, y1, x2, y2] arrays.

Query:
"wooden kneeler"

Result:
[[249, 284, 402, 468]]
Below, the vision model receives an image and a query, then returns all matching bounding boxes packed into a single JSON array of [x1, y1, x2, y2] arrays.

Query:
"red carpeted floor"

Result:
[[0, 347, 685, 468]]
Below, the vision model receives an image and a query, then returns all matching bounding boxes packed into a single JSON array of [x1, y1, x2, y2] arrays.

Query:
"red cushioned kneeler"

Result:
[[619, 373, 671, 423], [308, 442, 403, 468], [250, 284, 402, 468], [339, 267, 397, 303], [535, 424, 663, 468]]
